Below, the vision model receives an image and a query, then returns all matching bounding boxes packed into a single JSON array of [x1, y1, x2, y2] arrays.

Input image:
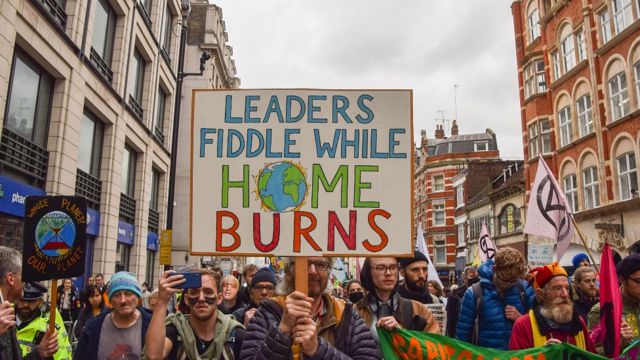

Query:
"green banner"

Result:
[[377, 328, 609, 360]]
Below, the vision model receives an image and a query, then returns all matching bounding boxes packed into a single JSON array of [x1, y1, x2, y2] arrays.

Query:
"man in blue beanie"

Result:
[[74, 271, 152, 359], [572, 253, 591, 269], [233, 268, 276, 327]]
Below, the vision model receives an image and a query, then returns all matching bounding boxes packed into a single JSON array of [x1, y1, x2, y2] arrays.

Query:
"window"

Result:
[[558, 106, 572, 147], [154, 88, 166, 139], [576, 95, 593, 137], [141, 0, 152, 15], [162, 6, 173, 54], [129, 49, 145, 108], [601, 10, 612, 43], [116, 242, 131, 272], [469, 215, 490, 240], [457, 224, 465, 246], [583, 166, 600, 209], [561, 33, 576, 73], [92, 0, 116, 65], [563, 174, 578, 212], [617, 152, 638, 200], [634, 61, 640, 106], [524, 59, 547, 99], [576, 30, 587, 62], [78, 110, 104, 177], [609, 72, 630, 121], [540, 119, 552, 154], [456, 185, 464, 207], [434, 237, 446, 264], [433, 204, 445, 226], [498, 204, 521, 234], [150, 169, 160, 211], [552, 51, 561, 80], [527, 6, 541, 43], [474, 142, 488, 151], [613, 0, 633, 34], [4, 51, 53, 147], [528, 122, 539, 157], [433, 175, 444, 192], [121, 146, 136, 197], [145, 250, 156, 288]]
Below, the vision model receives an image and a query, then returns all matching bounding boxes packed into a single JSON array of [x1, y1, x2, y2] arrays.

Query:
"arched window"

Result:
[[527, 1, 541, 44], [574, 83, 593, 137], [556, 94, 573, 147], [498, 204, 521, 234], [607, 60, 630, 121], [561, 161, 578, 212], [581, 152, 600, 209], [614, 138, 638, 200], [560, 24, 576, 73]]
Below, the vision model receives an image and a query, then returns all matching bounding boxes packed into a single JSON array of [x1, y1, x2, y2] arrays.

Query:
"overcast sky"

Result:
[[210, 1, 524, 159]]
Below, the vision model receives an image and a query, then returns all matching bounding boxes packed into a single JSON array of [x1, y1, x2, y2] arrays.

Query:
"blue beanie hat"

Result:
[[572, 253, 590, 268], [108, 271, 142, 299], [251, 268, 276, 287]]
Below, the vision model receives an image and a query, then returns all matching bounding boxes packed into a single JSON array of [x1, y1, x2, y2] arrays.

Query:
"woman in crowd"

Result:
[[58, 278, 79, 329], [345, 279, 365, 303], [73, 285, 105, 340], [219, 275, 243, 314], [428, 280, 447, 305]]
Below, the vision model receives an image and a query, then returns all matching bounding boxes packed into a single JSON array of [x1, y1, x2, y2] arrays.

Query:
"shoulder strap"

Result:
[[471, 282, 483, 345], [335, 302, 352, 353], [398, 297, 415, 328]]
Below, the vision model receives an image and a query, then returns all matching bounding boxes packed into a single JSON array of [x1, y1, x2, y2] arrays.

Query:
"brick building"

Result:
[[512, 0, 640, 262], [414, 122, 500, 284]]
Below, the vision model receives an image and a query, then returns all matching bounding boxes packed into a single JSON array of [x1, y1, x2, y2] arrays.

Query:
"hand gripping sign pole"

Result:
[[22, 196, 87, 334]]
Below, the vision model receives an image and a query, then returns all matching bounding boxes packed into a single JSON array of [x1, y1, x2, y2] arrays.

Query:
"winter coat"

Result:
[[455, 260, 535, 350], [73, 309, 151, 360], [239, 293, 380, 360]]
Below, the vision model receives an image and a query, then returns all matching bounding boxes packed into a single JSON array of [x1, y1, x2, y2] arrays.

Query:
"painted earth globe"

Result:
[[257, 161, 308, 212]]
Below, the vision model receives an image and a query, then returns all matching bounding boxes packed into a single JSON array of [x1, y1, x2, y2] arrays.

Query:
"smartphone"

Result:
[[174, 272, 202, 289]]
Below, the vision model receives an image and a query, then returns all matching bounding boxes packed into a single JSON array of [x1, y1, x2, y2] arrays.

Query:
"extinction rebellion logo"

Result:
[[535, 175, 571, 242]]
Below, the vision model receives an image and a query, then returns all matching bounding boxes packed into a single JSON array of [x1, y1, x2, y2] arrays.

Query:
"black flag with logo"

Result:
[[22, 196, 87, 281]]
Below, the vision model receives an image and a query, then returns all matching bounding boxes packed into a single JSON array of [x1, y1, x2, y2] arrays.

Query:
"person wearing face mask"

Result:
[[456, 247, 535, 350], [345, 279, 365, 304]]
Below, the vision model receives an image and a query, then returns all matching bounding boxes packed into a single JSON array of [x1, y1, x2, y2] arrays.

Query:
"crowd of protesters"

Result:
[[1, 243, 640, 359]]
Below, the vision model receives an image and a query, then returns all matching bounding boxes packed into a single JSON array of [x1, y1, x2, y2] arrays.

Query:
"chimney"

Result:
[[435, 125, 445, 139], [451, 120, 459, 136]]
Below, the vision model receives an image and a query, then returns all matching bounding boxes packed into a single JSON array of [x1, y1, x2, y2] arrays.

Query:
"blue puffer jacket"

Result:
[[455, 260, 535, 350]]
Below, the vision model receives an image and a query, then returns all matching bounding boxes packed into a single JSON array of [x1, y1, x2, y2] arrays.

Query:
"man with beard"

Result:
[[15, 282, 70, 359], [571, 266, 599, 322], [446, 266, 479, 336], [456, 247, 534, 350], [145, 268, 244, 359], [239, 257, 378, 359], [355, 257, 439, 356], [397, 250, 440, 304], [74, 271, 152, 359], [509, 262, 596, 352], [588, 254, 639, 352]]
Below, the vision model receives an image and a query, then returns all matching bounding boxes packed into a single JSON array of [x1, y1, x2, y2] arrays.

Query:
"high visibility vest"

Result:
[[17, 310, 73, 360], [529, 310, 586, 350]]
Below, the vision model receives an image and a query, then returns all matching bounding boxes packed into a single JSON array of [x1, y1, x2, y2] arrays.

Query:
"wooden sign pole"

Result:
[[48, 279, 58, 333], [295, 258, 308, 295]]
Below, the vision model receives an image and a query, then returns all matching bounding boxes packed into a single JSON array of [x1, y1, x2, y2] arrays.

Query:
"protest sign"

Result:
[[22, 196, 87, 281], [190, 89, 413, 257], [527, 243, 554, 266], [424, 303, 447, 335], [377, 328, 608, 360]]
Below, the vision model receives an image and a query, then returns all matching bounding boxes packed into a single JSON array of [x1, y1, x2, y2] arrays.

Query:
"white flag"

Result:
[[523, 154, 574, 261], [416, 223, 443, 288], [478, 222, 496, 262]]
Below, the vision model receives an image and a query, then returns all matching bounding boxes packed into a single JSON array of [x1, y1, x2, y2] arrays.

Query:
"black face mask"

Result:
[[349, 291, 364, 303], [467, 276, 480, 286]]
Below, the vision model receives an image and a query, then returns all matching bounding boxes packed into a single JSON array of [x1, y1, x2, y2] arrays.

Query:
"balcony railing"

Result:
[[75, 169, 102, 210], [148, 208, 159, 233], [33, 0, 67, 31], [119, 193, 136, 224], [0, 128, 49, 183], [89, 48, 114, 84], [153, 126, 165, 144], [128, 95, 143, 120]]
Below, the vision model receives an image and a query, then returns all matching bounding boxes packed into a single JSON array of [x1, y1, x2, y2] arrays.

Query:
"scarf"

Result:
[[164, 310, 242, 360]]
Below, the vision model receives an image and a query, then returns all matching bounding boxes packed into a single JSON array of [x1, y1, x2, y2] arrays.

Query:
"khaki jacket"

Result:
[[355, 294, 440, 334]]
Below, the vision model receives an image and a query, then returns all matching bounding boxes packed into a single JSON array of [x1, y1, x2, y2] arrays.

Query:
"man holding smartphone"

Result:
[[145, 268, 244, 360]]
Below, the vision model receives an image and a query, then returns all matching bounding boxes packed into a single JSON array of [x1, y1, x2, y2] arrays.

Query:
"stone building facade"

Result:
[[512, 0, 640, 260], [0, 0, 187, 286]]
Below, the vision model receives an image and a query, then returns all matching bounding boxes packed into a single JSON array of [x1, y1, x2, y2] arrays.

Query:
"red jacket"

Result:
[[509, 312, 596, 353]]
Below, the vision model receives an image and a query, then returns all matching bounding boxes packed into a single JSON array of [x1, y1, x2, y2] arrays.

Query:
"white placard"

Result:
[[527, 243, 555, 266], [424, 303, 447, 335], [190, 89, 413, 256]]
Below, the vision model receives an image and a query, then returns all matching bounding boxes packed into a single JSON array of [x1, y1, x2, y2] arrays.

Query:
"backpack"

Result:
[[470, 281, 526, 345]]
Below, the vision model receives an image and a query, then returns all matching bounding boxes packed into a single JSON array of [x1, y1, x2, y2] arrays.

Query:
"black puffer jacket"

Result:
[[239, 294, 380, 360]]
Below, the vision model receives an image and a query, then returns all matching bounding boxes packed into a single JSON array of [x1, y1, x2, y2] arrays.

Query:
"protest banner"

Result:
[[377, 328, 608, 360], [191, 89, 413, 291], [424, 303, 447, 336], [22, 195, 87, 333]]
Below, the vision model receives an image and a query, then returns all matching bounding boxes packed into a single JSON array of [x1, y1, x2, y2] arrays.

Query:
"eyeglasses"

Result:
[[308, 261, 330, 272], [252, 284, 275, 292], [370, 264, 398, 274]]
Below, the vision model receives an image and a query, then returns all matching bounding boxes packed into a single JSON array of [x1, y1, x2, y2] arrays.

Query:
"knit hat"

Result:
[[251, 268, 276, 287], [22, 282, 47, 300], [530, 262, 568, 289], [108, 271, 142, 299], [399, 250, 428, 268], [572, 253, 590, 268]]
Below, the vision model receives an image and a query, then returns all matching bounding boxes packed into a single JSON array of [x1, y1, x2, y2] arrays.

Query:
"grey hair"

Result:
[[0, 246, 21, 284], [276, 258, 335, 296]]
